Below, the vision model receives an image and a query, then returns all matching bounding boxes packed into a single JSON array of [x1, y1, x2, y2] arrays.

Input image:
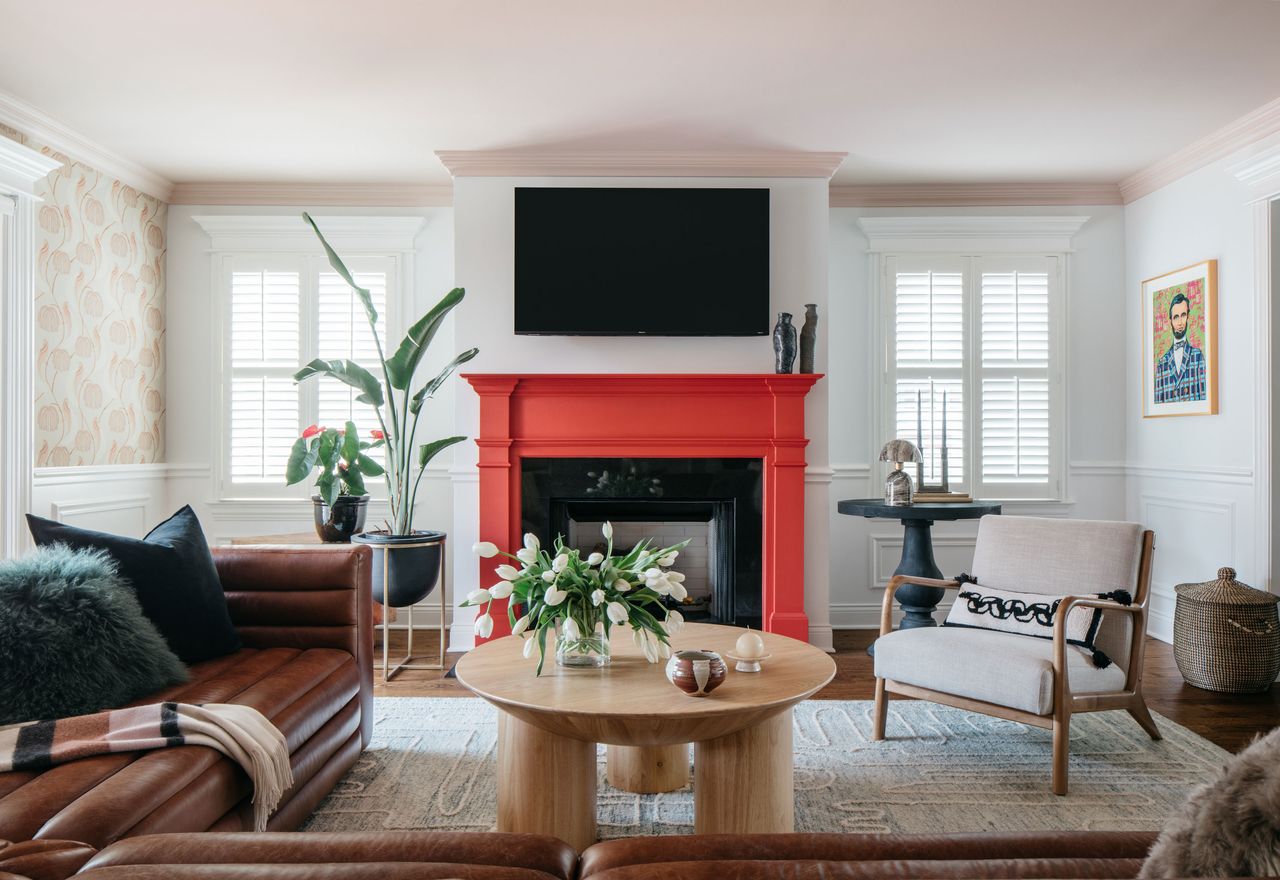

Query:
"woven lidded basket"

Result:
[[1173, 567, 1279, 693]]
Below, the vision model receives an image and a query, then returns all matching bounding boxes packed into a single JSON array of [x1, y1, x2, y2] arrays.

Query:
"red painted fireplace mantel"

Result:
[[463, 373, 823, 643]]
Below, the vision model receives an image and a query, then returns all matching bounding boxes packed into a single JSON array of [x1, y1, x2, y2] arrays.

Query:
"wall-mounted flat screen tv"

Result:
[[514, 187, 769, 336]]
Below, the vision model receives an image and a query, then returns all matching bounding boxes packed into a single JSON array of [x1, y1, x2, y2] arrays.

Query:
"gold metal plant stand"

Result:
[[375, 533, 448, 681]]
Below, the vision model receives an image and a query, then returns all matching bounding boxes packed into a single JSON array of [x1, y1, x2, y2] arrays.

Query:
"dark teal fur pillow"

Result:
[[0, 545, 188, 725]]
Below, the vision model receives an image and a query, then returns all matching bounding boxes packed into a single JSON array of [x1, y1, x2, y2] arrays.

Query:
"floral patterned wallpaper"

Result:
[[3, 130, 167, 466]]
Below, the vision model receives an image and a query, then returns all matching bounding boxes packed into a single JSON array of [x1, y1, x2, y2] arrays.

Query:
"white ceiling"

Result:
[[1, 0, 1278, 187]]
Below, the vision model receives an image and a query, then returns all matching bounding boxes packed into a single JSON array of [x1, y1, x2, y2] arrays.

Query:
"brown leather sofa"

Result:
[[0, 545, 374, 854], [3, 830, 1168, 880]]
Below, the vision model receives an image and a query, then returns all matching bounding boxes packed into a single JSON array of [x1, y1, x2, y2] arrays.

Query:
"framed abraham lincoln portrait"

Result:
[[1142, 259, 1218, 418]]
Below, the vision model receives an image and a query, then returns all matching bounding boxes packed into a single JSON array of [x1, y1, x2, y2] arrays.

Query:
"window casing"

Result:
[[218, 251, 398, 499], [879, 252, 1065, 501]]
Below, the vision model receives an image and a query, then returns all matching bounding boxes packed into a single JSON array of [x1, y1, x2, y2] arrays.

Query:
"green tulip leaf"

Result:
[[302, 212, 377, 327], [384, 288, 466, 390], [294, 358, 384, 408]]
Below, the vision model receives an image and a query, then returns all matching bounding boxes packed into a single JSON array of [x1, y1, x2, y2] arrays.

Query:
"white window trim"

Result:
[[860, 215, 1088, 504], [0, 138, 61, 555], [192, 214, 426, 503]]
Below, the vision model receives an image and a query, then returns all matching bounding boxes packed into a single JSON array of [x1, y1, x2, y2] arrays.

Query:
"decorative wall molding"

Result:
[[1127, 463, 1253, 486], [50, 494, 150, 523], [1120, 97, 1280, 204], [856, 215, 1090, 253], [34, 463, 179, 487], [171, 182, 453, 207], [191, 214, 427, 252], [0, 137, 63, 558], [1230, 136, 1280, 194], [868, 533, 978, 590], [1250, 198, 1274, 589], [830, 183, 1122, 208], [435, 150, 848, 179], [0, 88, 174, 202], [1067, 460, 1128, 477]]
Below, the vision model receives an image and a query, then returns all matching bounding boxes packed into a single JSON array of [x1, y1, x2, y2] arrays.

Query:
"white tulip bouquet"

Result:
[[467, 522, 690, 675]]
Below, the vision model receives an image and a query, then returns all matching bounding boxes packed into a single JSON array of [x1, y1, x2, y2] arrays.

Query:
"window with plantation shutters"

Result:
[[883, 253, 1062, 501], [222, 254, 396, 493]]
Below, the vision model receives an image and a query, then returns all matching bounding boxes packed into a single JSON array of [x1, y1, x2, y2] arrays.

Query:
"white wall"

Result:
[[163, 204, 460, 629], [450, 176, 833, 650], [827, 206, 1130, 628], [1124, 150, 1278, 640]]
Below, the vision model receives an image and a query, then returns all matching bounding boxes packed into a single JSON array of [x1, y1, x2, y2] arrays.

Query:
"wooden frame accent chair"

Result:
[[871, 516, 1159, 795]]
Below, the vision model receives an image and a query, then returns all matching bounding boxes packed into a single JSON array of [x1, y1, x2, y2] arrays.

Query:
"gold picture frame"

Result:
[[1141, 259, 1217, 418]]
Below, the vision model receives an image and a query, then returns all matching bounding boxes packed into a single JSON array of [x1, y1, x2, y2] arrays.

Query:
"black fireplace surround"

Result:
[[520, 458, 763, 627]]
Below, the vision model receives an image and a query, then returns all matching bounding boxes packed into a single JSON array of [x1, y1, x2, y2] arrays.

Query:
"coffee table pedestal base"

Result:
[[694, 709, 794, 834], [606, 744, 690, 794], [496, 713, 596, 851]]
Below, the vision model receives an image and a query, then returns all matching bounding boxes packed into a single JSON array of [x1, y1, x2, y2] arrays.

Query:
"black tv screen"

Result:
[[514, 187, 769, 336]]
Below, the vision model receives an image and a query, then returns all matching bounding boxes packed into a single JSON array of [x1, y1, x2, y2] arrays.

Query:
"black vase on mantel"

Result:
[[799, 303, 818, 374], [773, 312, 797, 374]]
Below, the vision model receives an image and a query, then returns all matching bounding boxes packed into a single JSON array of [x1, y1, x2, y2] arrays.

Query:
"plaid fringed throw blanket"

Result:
[[0, 703, 292, 831]]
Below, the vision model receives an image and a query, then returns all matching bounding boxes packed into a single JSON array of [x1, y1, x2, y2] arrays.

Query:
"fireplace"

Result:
[[521, 457, 763, 627], [464, 373, 823, 641]]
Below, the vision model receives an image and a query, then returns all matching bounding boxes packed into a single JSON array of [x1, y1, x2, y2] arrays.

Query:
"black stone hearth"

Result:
[[520, 458, 763, 627]]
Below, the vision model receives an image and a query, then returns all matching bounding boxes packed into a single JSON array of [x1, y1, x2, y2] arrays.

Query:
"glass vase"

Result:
[[555, 616, 611, 668]]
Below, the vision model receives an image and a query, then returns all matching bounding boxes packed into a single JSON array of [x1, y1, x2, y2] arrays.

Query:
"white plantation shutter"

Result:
[[885, 253, 1060, 500], [229, 267, 302, 482], [223, 254, 397, 493], [979, 263, 1053, 492], [890, 259, 965, 489]]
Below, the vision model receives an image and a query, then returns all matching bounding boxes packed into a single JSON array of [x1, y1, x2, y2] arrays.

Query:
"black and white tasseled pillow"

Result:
[[943, 575, 1132, 668]]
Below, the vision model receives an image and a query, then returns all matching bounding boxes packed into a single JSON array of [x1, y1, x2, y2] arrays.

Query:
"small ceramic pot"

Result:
[[665, 649, 727, 697]]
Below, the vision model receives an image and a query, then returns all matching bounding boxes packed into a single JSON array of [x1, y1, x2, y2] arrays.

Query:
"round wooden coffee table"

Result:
[[455, 622, 835, 850]]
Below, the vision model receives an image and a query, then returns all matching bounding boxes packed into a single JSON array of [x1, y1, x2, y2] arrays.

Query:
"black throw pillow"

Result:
[[26, 505, 241, 664]]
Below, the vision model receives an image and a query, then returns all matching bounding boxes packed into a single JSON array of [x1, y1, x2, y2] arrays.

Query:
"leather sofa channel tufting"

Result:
[[0, 545, 375, 855], [5, 830, 1181, 880]]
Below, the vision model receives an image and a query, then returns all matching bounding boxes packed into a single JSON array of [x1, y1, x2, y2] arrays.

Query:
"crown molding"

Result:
[[1120, 96, 1280, 204], [435, 150, 847, 179], [0, 88, 173, 202], [829, 182, 1122, 207], [170, 182, 453, 207], [857, 215, 1090, 253], [0, 136, 63, 195], [190, 214, 427, 252]]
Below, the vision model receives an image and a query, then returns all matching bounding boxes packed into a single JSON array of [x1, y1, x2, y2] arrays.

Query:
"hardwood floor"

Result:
[[373, 629, 1279, 753]]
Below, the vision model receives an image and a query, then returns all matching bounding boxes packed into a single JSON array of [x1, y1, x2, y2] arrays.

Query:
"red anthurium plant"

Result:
[[286, 421, 385, 506], [291, 213, 479, 535]]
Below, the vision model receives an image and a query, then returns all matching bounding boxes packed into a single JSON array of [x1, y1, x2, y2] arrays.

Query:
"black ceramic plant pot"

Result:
[[312, 494, 370, 543], [351, 530, 445, 607]]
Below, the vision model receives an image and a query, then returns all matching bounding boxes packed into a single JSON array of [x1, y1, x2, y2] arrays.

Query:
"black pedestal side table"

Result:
[[836, 499, 1001, 654]]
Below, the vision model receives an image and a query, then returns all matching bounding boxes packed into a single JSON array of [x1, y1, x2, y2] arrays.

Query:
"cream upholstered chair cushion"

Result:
[[873, 627, 1127, 715], [873, 516, 1145, 715]]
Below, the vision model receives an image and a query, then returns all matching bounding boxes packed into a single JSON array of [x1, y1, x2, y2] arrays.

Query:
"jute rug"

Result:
[[303, 697, 1229, 837]]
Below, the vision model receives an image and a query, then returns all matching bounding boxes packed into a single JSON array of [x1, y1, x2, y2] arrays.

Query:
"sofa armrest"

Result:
[[213, 544, 373, 745]]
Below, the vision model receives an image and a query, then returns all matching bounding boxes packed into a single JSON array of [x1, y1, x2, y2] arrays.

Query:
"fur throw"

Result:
[[1139, 724, 1280, 878]]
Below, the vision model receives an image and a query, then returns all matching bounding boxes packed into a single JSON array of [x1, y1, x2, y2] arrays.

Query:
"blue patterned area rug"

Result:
[[302, 697, 1228, 837]]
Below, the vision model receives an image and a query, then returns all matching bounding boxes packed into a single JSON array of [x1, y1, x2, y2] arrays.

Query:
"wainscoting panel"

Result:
[[49, 495, 150, 534], [31, 464, 172, 541], [868, 532, 977, 589], [1139, 491, 1238, 643]]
